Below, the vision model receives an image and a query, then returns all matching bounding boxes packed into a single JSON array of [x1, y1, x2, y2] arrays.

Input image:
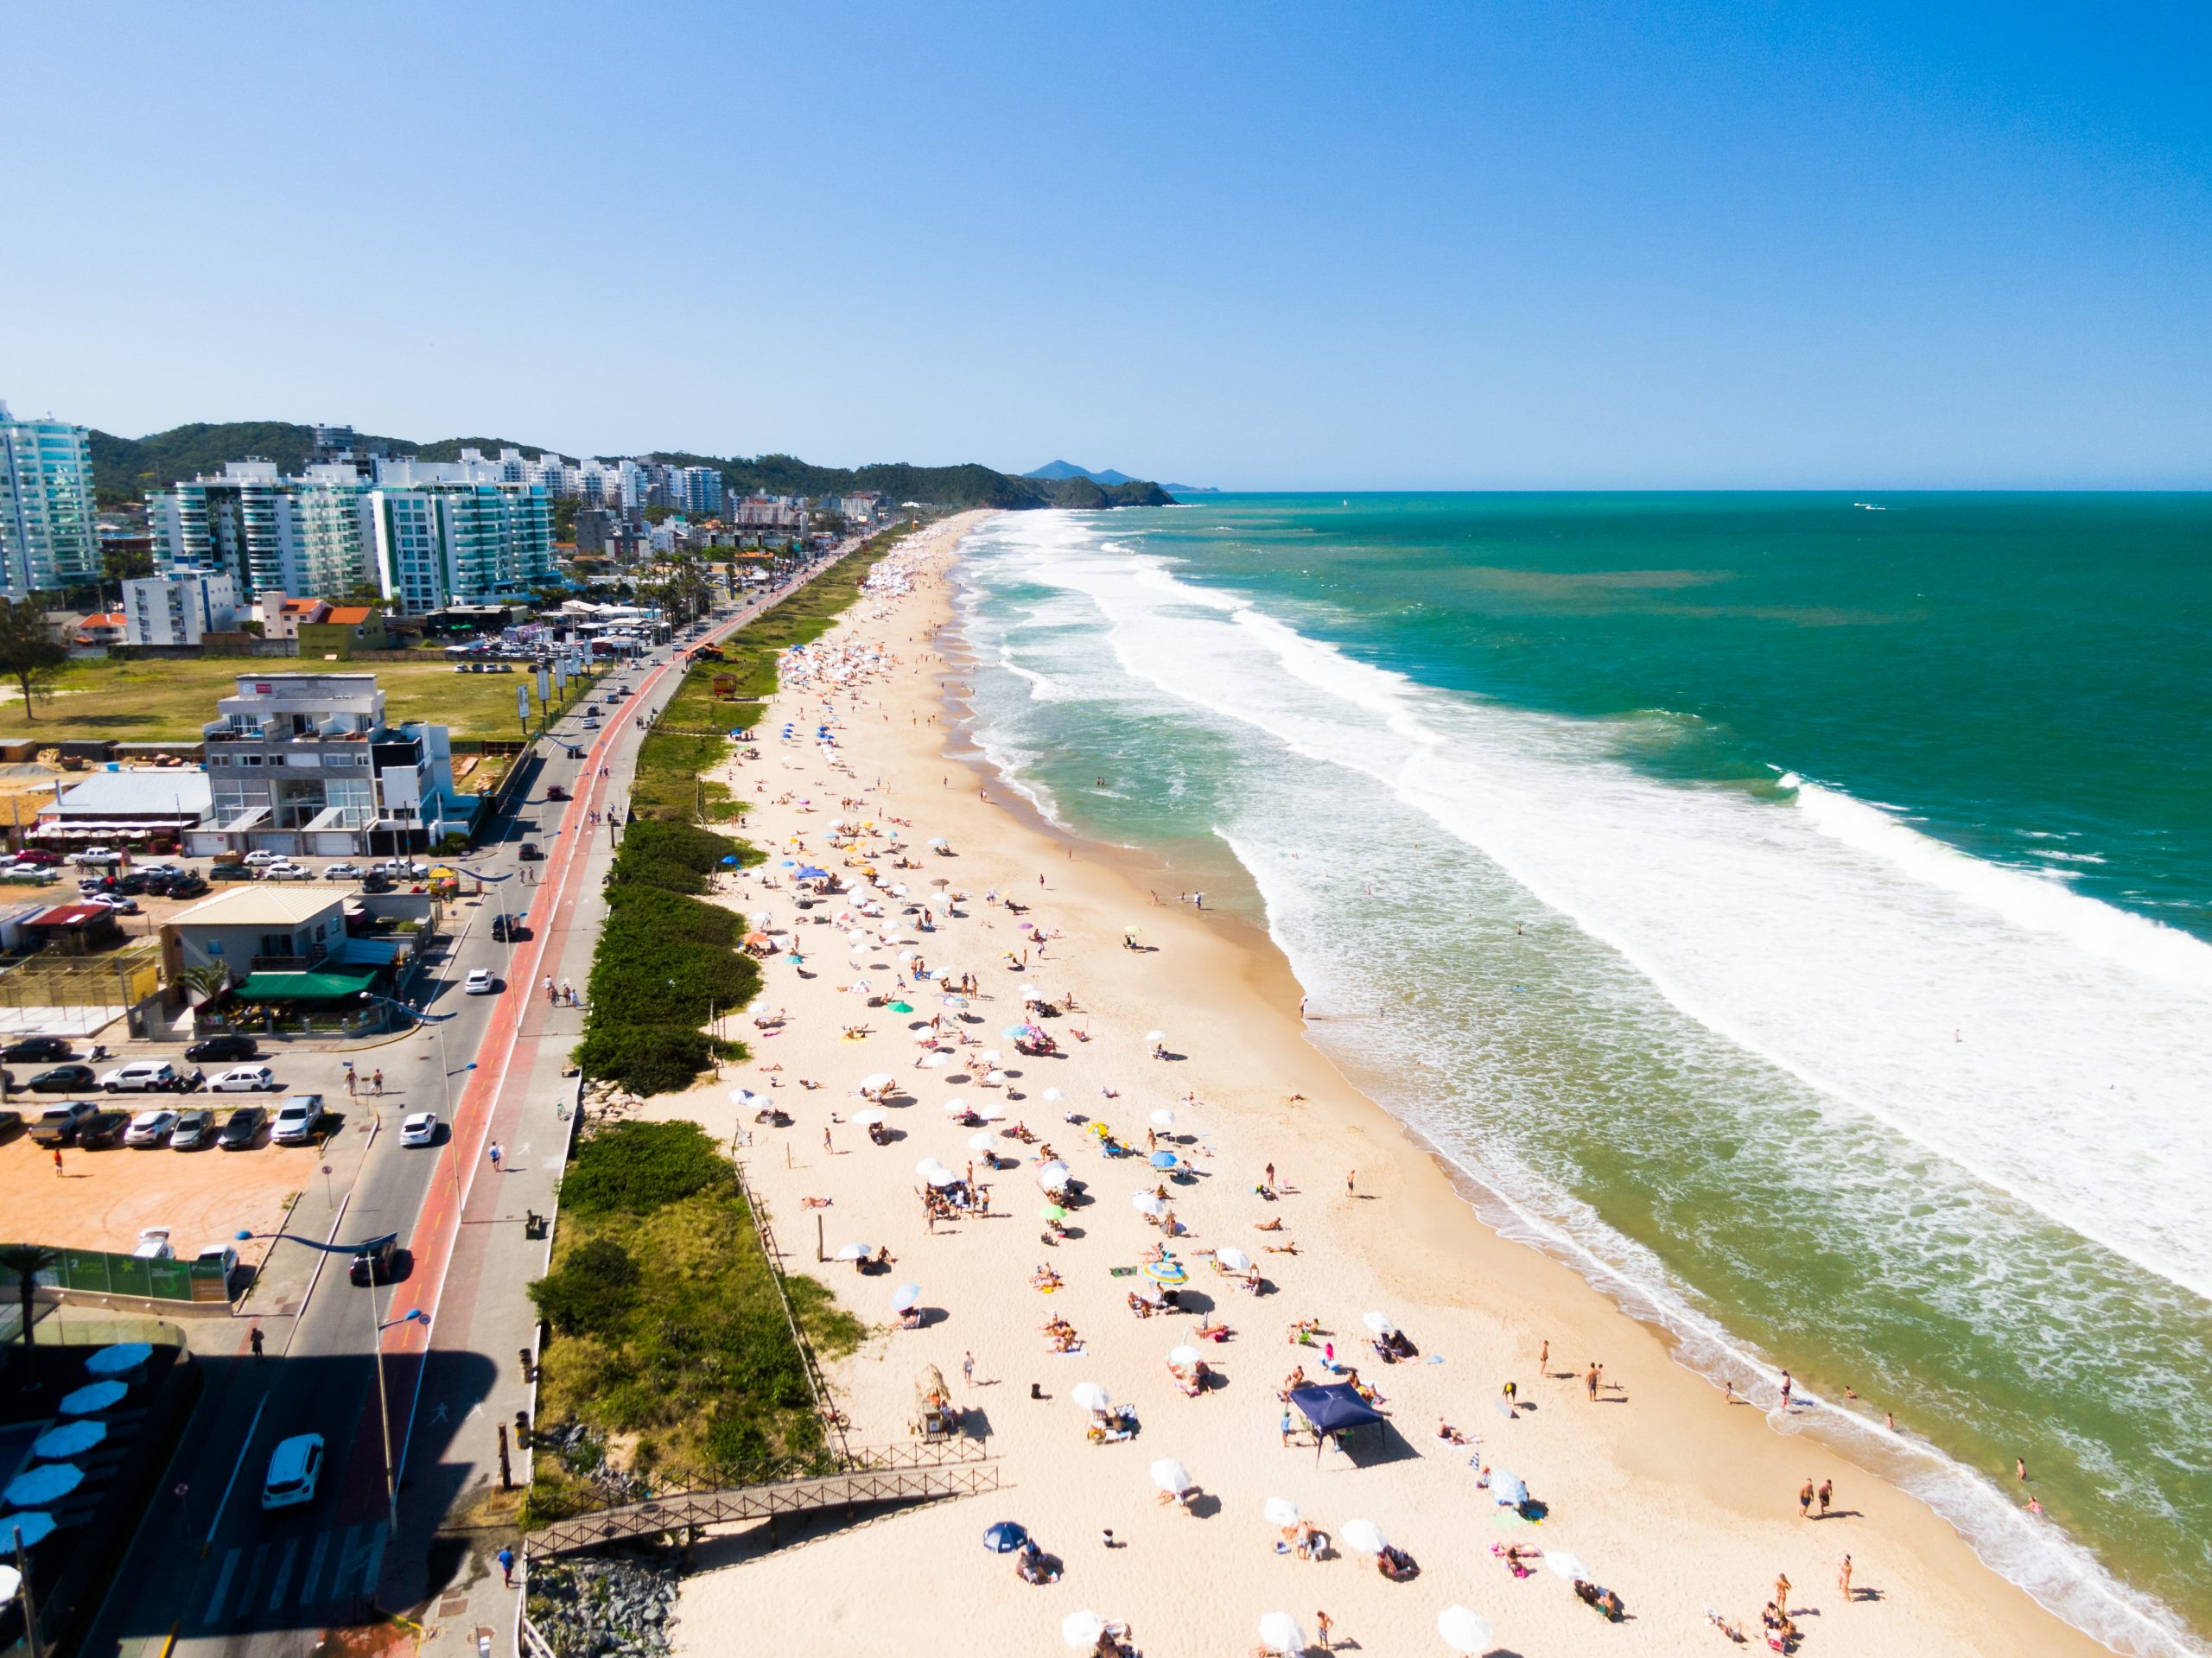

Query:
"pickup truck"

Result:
[[27, 1102, 98, 1145]]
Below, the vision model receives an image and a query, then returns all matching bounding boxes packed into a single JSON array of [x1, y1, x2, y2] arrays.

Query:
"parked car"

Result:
[[398, 1111, 439, 1147], [123, 1109, 181, 1147], [321, 863, 365, 881], [270, 1096, 324, 1145], [208, 863, 256, 881], [241, 850, 281, 868], [186, 1033, 259, 1064], [132, 1226, 175, 1259], [147, 873, 207, 899], [348, 1232, 401, 1286], [72, 848, 124, 868], [196, 1242, 238, 1280], [3, 1036, 73, 1064], [0, 1109, 20, 1140], [207, 1064, 279, 1093], [100, 1060, 188, 1094], [464, 969, 497, 995], [78, 1109, 130, 1148], [360, 870, 394, 893], [169, 1109, 216, 1150], [217, 1105, 269, 1150], [27, 1064, 99, 1093], [26, 1102, 97, 1145], [12, 849, 59, 867], [261, 862, 314, 881], [261, 1433, 324, 1510], [84, 893, 141, 914]]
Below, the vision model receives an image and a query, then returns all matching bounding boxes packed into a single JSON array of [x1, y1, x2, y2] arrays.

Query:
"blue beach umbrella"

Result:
[[1001, 1026, 1031, 1039], [1492, 1473, 1529, 1507], [982, 1521, 1029, 1553], [1149, 1151, 1179, 1170]]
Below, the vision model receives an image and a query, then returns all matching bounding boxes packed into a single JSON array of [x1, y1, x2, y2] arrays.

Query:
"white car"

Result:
[[102, 1060, 186, 1093], [261, 1433, 324, 1510], [398, 1111, 439, 1147], [207, 1064, 279, 1093], [270, 1096, 324, 1145], [84, 893, 141, 913], [261, 862, 314, 881], [241, 850, 281, 868], [123, 1109, 180, 1147], [464, 969, 497, 995], [322, 863, 365, 881]]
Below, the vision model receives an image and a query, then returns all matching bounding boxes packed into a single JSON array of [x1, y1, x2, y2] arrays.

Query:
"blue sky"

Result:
[[7, 2, 2208, 487]]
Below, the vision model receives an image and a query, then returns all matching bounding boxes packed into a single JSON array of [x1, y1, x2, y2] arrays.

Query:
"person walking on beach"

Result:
[[1798, 1477, 1815, 1519], [1315, 1610, 1334, 1651], [963, 1350, 976, 1389], [1818, 1477, 1833, 1517], [1775, 1571, 1791, 1611], [1779, 1369, 1794, 1410], [1538, 1339, 1549, 1375], [1586, 1363, 1601, 1402], [1345, 1169, 1356, 1197], [1839, 1554, 1853, 1600]]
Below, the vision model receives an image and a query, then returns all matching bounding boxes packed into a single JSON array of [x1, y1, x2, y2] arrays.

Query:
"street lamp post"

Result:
[[233, 1229, 428, 1534]]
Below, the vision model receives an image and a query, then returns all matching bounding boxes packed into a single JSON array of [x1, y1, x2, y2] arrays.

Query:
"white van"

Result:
[[261, 1433, 324, 1509]]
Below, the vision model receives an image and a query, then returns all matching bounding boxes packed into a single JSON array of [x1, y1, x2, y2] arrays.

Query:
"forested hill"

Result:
[[85, 420, 1176, 510]]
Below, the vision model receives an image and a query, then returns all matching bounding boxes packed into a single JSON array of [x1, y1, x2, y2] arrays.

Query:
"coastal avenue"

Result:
[[78, 537, 880, 1658]]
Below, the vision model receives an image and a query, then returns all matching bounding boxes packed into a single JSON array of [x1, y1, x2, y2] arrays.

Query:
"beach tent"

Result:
[[1287, 1383, 1387, 1461]]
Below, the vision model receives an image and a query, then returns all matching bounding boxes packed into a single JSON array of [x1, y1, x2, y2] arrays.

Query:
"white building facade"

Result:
[[366, 457, 556, 612], [122, 570, 240, 645]]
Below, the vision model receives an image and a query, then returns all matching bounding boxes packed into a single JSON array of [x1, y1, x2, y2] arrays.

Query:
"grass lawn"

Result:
[[2, 655, 567, 743]]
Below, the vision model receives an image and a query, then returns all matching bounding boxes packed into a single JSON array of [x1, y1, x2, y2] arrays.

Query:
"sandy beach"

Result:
[[649, 511, 2106, 1657]]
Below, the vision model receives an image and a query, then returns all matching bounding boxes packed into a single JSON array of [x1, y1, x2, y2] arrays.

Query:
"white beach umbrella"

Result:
[[939, 994, 969, 1009], [968, 1132, 996, 1153], [1544, 1551, 1590, 1581], [1059, 1612, 1106, 1652], [1041, 1086, 1065, 1102], [941, 1098, 970, 1116], [1149, 1108, 1175, 1128], [976, 1102, 1005, 1121], [1437, 1606, 1494, 1655], [983, 1070, 1008, 1087], [1144, 1030, 1166, 1044], [1262, 1496, 1300, 1527], [833, 1242, 871, 1261], [888, 1282, 922, 1313], [979, 1050, 1002, 1064], [0, 1564, 15, 1601], [1166, 1345, 1201, 1368], [912, 1028, 939, 1046], [925, 1166, 960, 1188], [1070, 1382, 1112, 1412], [1338, 1517, 1387, 1555], [1130, 1192, 1166, 1217], [1216, 1247, 1252, 1273], [728, 1088, 769, 1109], [1361, 1311, 1397, 1337], [1149, 1458, 1194, 1495], [845, 929, 868, 943], [859, 1072, 895, 1094], [1037, 1160, 1071, 1191], [920, 1051, 953, 1069], [852, 1109, 886, 1127], [915, 1158, 951, 1179], [1256, 1613, 1306, 1655], [1020, 985, 1042, 1002]]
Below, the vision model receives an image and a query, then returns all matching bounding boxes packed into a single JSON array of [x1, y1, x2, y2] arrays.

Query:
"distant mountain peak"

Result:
[[1023, 460, 1137, 486]]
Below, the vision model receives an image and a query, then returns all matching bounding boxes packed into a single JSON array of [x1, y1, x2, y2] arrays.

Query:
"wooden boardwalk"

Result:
[[524, 1441, 998, 1557]]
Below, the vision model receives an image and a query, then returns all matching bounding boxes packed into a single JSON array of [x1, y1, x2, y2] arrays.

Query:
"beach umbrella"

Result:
[[887, 1001, 913, 1014], [1257, 1612, 1306, 1655], [1149, 1151, 1179, 1170], [1071, 1382, 1112, 1412], [1166, 1345, 1201, 1368], [983, 1070, 1008, 1087], [925, 1166, 960, 1189], [1020, 985, 1043, 1001], [58, 1381, 125, 1415], [833, 1242, 871, 1261], [29, 1420, 104, 1459], [1491, 1472, 1529, 1507], [1543, 1551, 1590, 1582], [915, 1157, 952, 1179], [920, 1051, 953, 1069], [928, 837, 949, 848], [1037, 1160, 1071, 1191], [1361, 1311, 1397, 1337], [1039, 1204, 1068, 1223], [853, 1109, 886, 1127], [728, 1088, 771, 1110], [888, 1283, 922, 1313], [1130, 1192, 1166, 1217], [1001, 1026, 1029, 1039], [3, 1464, 80, 1507], [982, 1521, 1029, 1554], [859, 1073, 895, 1093], [1060, 1612, 1106, 1651], [1149, 1108, 1175, 1128], [1216, 1247, 1252, 1273], [968, 1131, 997, 1153], [1144, 1030, 1165, 1044], [83, 1343, 152, 1376], [0, 1565, 15, 1602], [931, 876, 950, 887], [941, 1098, 970, 1116], [1262, 1496, 1300, 1527], [0, 1514, 54, 1549], [846, 929, 868, 943], [1437, 1606, 1493, 1654], [979, 1050, 1002, 1064], [977, 1102, 1005, 1121], [1339, 1517, 1387, 1555], [1149, 1458, 1194, 1496], [939, 994, 969, 1010], [1141, 1259, 1188, 1285], [1041, 1086, 1065, 1103]]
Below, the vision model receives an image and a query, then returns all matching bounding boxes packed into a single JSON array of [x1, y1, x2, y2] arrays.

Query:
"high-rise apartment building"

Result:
[[146, 461, 375, 600], [366, 457, 555, 611], [677, 465, 724, 517], [0, 400, 100, 596]]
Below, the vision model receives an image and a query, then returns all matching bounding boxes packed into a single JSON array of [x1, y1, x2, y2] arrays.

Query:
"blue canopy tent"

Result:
[[1287, 1383, 1388, 1462]]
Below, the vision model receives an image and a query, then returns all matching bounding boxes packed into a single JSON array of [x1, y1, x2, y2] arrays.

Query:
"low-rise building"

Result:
[[73, 612, 127, 648], [31, 771, 213, 849], [123, 571, 240, 645], [296, 605, 387, 657], [185, 672, 475, 859], [257, 594, 329, 640]]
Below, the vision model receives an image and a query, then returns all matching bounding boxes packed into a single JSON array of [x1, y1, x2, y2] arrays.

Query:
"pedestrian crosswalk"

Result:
[[203, 1523, 386, 1626]]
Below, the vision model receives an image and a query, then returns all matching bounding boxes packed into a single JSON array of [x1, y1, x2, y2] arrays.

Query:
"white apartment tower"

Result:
[[0, 400, 100, 596]]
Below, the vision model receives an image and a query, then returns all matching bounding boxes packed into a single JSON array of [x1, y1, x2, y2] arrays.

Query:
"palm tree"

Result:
[[0, 1243, 59, 1386], [175, 962, 232, 1009]]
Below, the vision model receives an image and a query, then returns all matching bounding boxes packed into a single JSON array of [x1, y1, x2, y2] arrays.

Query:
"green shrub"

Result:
[[527, 1236, 640, 1335], [561, 1120, 734, 1215]]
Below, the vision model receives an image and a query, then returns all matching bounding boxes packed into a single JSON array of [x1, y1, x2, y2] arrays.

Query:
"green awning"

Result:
[[233, 968, 380, 1003]]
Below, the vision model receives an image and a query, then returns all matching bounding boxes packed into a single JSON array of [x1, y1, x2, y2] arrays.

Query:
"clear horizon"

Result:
[[9, 2, 2209, 491]]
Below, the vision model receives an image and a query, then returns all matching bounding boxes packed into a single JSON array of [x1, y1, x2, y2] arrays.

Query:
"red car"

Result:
[[544, 785, 569, 801]]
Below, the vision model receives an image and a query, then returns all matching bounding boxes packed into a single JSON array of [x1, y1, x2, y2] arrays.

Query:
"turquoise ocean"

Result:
[[947, 494, 2212, 1654]]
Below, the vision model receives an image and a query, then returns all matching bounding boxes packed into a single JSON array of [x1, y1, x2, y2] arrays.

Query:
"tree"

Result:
[[175, 963, 233, 1007], [0, 1243, 59, 1386], [0, 599, 68, 721], [103, 543, 156, 584]]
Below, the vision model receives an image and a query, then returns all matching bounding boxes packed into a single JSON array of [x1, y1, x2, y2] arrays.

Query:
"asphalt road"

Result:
[[76, 560, 861, 1658]]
